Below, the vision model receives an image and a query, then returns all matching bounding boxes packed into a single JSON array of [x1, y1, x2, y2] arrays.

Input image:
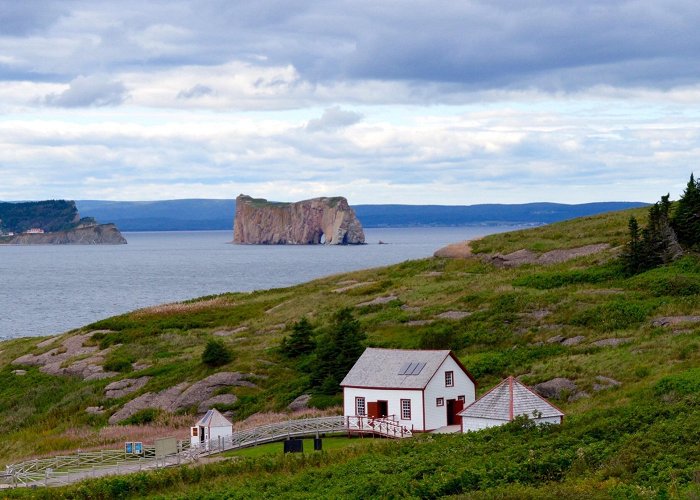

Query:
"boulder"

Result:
[[533, 378, 577, 399], [593, 376, 622, 392], [233, 194, 364, 245], [592, 338, 630, 347], [562, 336, 586, 346], [356, 295, 398, 307], [198, 394, 238, 413], [287, 394, 311, 412], [105, 376, 151, 399]]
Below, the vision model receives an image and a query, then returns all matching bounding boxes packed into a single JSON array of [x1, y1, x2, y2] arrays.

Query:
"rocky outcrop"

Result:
[[233, 194, 364, 245], [533, 377, 577, 399], [108, 372, 256, 424], [2, 223, 127, 245], [13, 332, 118, 380]]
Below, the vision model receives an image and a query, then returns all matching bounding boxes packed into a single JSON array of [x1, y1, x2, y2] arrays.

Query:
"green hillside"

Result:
[[2, 204, 700, 498]]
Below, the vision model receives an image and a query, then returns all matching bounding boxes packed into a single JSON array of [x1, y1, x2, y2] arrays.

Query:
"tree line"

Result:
[[622, 174, 700, 274]]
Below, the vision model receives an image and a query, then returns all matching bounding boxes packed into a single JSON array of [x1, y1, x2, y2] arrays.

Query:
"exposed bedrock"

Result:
[[3, 224, 127, 245], [233, 194, 365, 245]]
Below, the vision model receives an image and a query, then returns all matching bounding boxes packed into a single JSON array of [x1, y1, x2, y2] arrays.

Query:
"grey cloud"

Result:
[[177, 84, 214, 99], [3, 0, 700, 100], [306, 106, 363, 132], [0, 1, 67, 35], [44, 75, 127, 107]]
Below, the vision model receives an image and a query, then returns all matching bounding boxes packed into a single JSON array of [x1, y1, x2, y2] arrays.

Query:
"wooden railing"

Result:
[[3, 441, 192, 487], [3, 415, 413, 488], [345, 415, 413, 439]]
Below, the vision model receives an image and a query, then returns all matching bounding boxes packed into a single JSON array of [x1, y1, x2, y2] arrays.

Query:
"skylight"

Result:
[[398, 362, 426, 375]]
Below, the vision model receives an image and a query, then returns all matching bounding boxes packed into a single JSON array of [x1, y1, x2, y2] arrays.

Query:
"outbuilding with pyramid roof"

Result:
[[459, 376, 564, 432]]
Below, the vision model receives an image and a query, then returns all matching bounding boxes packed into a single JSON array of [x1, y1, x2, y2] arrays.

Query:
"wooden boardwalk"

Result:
[[3, 415, 411, 488]]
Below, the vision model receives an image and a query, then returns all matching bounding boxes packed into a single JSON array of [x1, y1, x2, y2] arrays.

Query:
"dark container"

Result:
[[314, 438, 323, 451], [284, 439, 303, 453]]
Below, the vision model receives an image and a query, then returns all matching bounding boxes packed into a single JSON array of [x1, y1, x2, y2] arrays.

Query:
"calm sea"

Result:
[[0, 226, 520, 339]]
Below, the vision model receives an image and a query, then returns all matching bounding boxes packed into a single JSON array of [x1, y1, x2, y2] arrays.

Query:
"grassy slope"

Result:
[[3, 205, 700, 498]]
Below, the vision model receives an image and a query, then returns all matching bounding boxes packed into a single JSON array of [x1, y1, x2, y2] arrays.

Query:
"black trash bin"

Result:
[[283, 438, 303, 453], [313, 438, 322, 451]]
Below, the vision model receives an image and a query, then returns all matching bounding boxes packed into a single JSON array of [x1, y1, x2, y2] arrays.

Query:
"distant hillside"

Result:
[[76, 199, 647, 231]]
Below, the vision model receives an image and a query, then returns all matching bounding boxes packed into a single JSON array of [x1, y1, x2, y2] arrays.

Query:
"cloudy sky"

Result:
[[1, 0, 699, 204]]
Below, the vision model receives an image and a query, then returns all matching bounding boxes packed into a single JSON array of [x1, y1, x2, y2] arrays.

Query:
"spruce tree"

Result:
[[672, 173, 700, 248], [281, 317, 315, 358], [311, 308, 366, 394]]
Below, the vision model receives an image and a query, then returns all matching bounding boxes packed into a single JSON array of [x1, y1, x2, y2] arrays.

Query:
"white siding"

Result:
[[343, 387, 423, 431], [423, 356, 476, 430], [462, 415, 562, 432], [462, 417, 508, 431]]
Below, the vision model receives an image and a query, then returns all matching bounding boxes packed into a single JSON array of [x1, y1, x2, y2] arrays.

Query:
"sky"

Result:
[[1, 0, 699, 205]]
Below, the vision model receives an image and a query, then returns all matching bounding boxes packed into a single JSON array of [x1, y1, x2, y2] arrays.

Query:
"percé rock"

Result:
[[233, 194, 365, 245], [2, 223, 127, 245]]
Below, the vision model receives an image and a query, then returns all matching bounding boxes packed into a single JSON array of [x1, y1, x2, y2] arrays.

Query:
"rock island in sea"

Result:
[[233, 194, 365, 245], [0, 199, 127, 245]]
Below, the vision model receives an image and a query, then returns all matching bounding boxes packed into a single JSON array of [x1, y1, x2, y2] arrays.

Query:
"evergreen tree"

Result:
[[672, 173, 700, 248], [311, 308, 366, 394], [280, 317, 315, 358], [202, 339, 232, 367]]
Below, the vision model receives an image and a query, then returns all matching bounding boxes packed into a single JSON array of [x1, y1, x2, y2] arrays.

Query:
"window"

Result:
[[457, 395, 465, 402], [355, 397, 366, 416], [401, 399, 411, 420], [436, 397, 444, 407], [445, 371, 454, 387]]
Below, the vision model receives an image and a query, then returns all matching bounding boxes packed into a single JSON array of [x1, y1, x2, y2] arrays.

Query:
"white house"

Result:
[[459, 376, 564, 432], [190, 408, 233, 449], [341, 348, 477, 432]]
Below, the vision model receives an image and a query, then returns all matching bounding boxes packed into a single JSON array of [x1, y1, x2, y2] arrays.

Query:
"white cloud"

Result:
[[43, 75, 128, 107]]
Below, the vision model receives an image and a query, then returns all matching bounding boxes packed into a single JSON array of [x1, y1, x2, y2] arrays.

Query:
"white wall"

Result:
[[344, 387, 424, 431], [462, 415, 562, 432], [423, 356, 476, 430]]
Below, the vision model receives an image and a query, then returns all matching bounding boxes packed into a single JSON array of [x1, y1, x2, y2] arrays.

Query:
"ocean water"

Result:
[[0, 226, 520, 339]]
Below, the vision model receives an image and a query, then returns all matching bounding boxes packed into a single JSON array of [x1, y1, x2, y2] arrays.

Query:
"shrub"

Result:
[[571, 299, 654, 331], [103, 357, 133, 373], [202, 339, 232, 367], [121, 408, 160, 425]]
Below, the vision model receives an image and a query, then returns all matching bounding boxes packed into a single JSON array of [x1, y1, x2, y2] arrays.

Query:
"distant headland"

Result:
[[233, 194, 365, 245], [0, 200, 127, 245]]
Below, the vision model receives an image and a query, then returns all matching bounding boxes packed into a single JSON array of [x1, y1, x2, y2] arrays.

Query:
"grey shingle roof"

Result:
[[196, 408, 232, 427], [458, 377, 564, 420], [340, 348, 453, 389]]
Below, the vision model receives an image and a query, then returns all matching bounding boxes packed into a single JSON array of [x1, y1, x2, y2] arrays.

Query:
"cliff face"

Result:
[[2, 224, 127, 245], [233, 195, 365, 245]]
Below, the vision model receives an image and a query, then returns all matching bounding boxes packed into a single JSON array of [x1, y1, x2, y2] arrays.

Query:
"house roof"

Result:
[[196, 408, 232, 428], [458, 376, 564, 421], [340, 348, 474, 390]]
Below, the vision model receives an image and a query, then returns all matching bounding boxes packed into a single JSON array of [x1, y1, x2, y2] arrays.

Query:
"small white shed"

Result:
[[341, 348, 477, 432], [459, 376, 564, 432], [190, 408, 233, 449]]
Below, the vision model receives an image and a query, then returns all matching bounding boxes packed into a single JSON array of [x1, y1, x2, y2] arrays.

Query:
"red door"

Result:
[[367, 402, 379, 418], [446, 399, 464, 425]]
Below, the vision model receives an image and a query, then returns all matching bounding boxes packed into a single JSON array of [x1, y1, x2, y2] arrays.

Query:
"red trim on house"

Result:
[[448, 351, 478, 388], [457, 375, 565, 420], [342, 384, 425, 390], [508, 376, 514, 420], [458, 377, 510, 415], [422, 388, 426, 432]]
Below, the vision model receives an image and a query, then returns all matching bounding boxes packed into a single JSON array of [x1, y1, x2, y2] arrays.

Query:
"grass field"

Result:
[[1, 205, 700, 498]]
